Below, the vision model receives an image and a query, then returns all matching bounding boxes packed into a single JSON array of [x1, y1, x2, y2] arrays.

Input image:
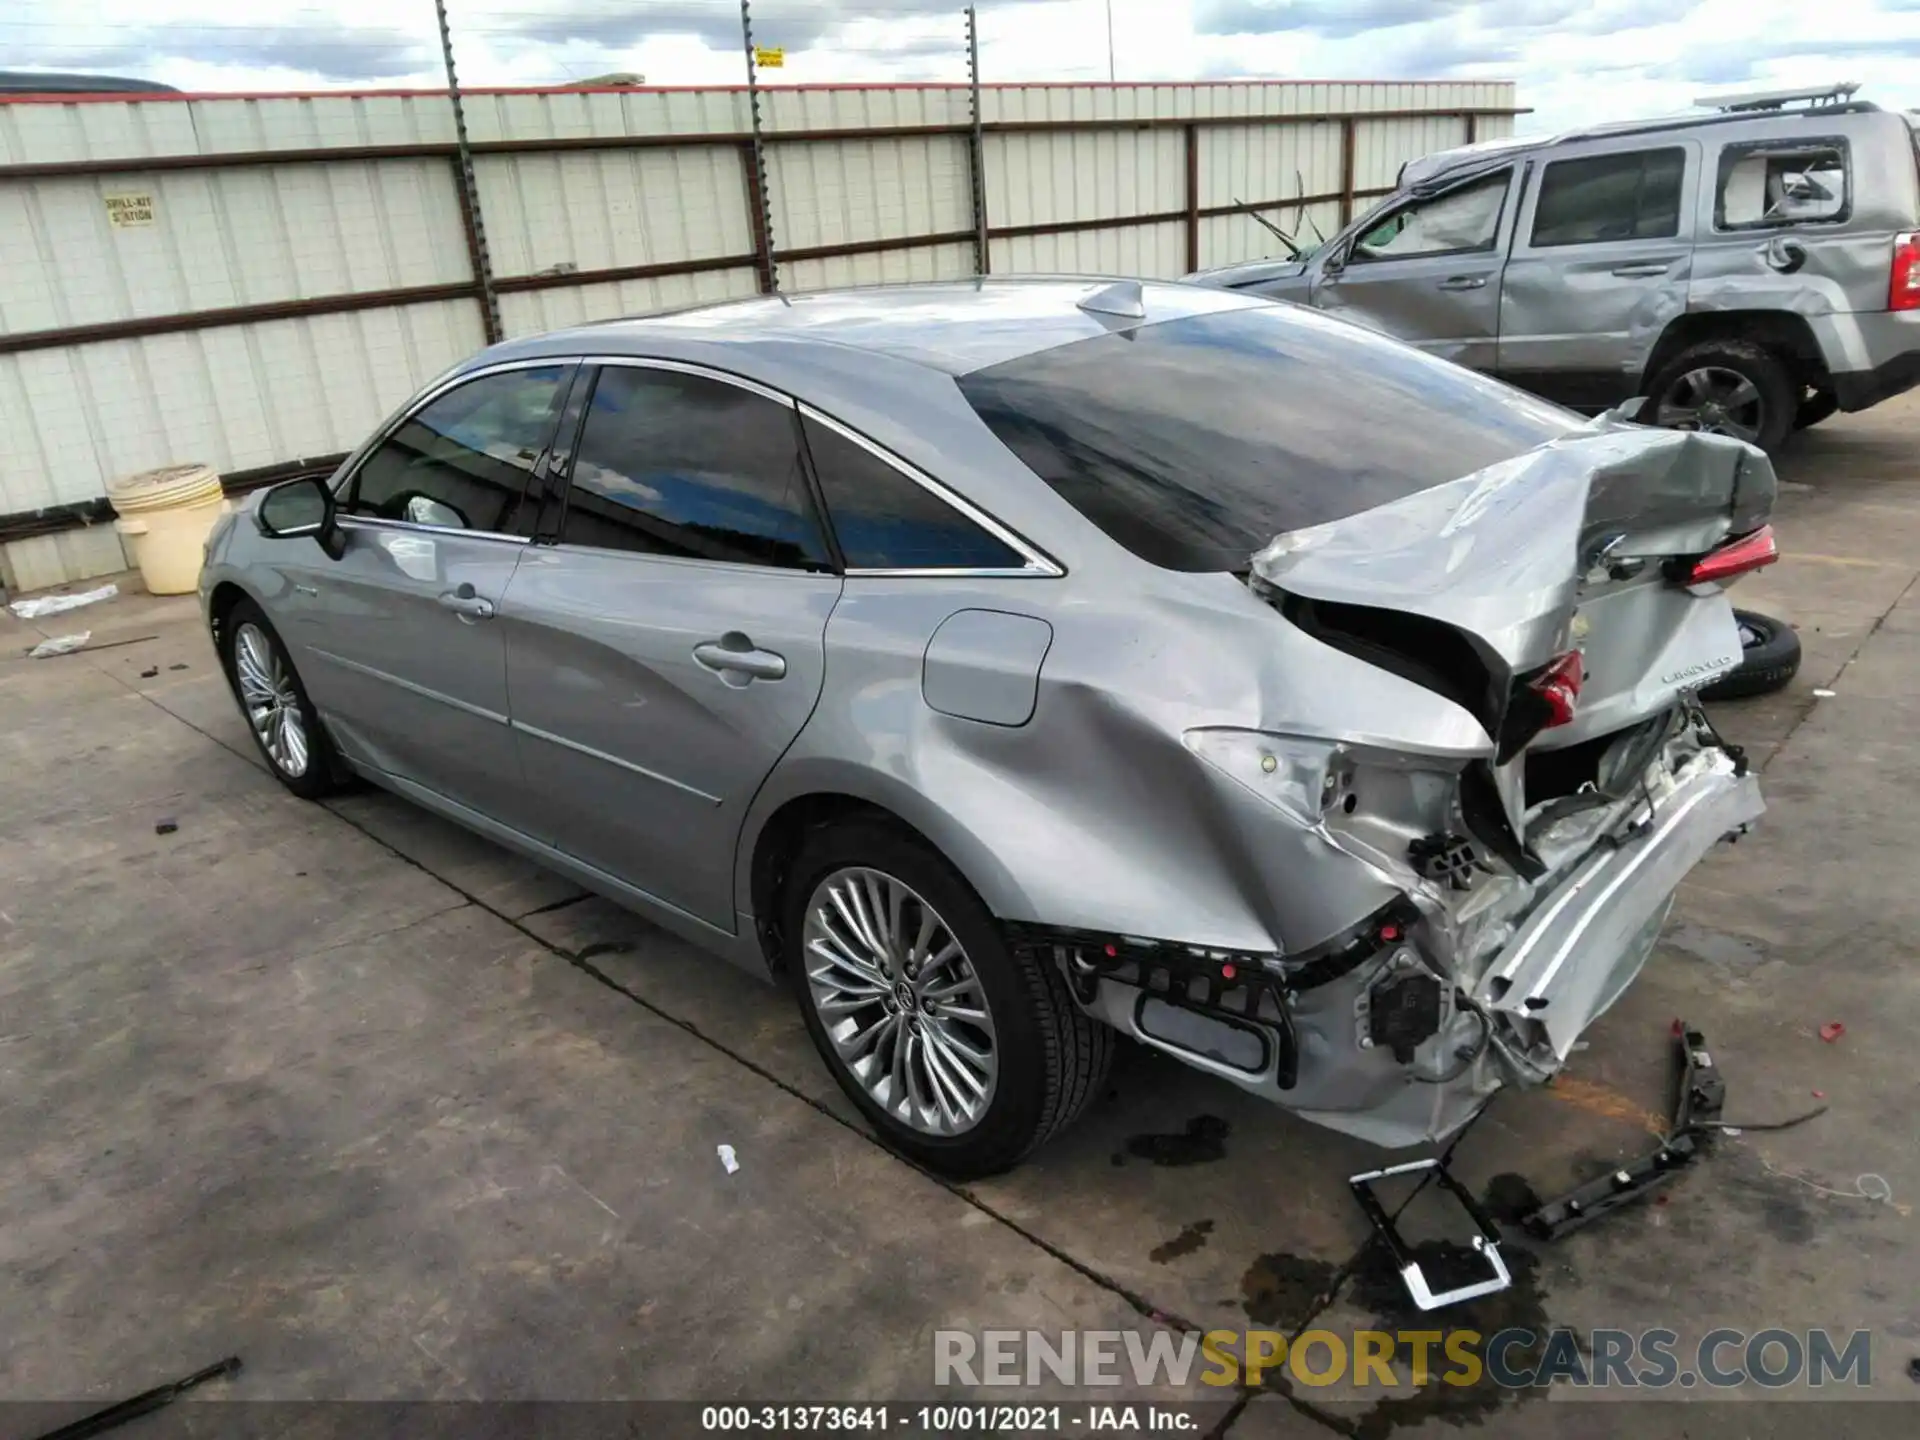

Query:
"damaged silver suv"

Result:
[[1190, 83, 1920, 454], [204, 280, 1772, 1178]]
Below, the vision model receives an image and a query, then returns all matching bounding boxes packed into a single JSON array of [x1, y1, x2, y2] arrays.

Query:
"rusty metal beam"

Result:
[[494, 253, 760, 293], [777, 230, 977, 264], [0, 283, 482, 357], [0, 107, 1526, 182]]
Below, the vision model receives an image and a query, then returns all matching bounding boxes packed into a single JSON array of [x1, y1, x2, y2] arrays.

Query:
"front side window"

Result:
[[958, 306, 1579, 574], [1350, 170, 1510, 262], [1716, 140, 1849, 229], [801, 415, 1025, 571], [559, 366, 832, 571], [1530, 147, 1686, 247], [346, 365, 570, 535]]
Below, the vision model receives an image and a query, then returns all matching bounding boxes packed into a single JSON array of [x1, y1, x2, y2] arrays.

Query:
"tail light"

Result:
[[1494, 649, 1583, 762], [1684, 524, 1779, 585], [1893, 231, 1920, 312], [1529, 650, 1584, 729]]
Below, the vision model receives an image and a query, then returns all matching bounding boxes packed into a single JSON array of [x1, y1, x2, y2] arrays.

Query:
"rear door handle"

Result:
[[1435, 275, 1488, 291], [437, 584, 496, 621], [693, 638, 786, 682], [1610, 262, 1673, 278]]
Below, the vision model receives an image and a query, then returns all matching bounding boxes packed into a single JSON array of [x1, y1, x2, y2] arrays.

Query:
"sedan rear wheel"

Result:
[[801, 867, 999, 1137], [782, 819, 1113, 1178]]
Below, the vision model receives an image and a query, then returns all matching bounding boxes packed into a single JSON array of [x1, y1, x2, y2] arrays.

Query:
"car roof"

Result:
[[1406, 98, 1897, 191], [485, 277, 1265, 378]]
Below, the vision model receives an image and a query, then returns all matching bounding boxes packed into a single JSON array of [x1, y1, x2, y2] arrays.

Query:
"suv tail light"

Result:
[[1893, 231, 1920, 312], [1529, 650, 1584, 729], [1684, 524, 1779, 585]]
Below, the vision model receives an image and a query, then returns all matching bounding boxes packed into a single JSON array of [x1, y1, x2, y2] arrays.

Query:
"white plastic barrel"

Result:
[[105, 463, 228, 595]]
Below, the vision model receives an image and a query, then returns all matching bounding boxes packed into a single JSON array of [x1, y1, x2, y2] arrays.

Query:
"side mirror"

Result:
[[256, 476, 344, 559]]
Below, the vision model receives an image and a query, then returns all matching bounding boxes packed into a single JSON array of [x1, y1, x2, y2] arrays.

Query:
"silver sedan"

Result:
[[200, 279, 1773, 1177]]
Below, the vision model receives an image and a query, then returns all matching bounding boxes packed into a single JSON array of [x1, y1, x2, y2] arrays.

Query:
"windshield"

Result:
[[958, 305, 1581, 572]]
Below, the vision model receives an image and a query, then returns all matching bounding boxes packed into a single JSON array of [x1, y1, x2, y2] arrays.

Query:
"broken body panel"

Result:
[[1067, 424, 1771, 1147]]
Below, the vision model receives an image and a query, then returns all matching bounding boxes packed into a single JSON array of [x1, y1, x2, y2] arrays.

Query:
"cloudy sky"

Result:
[[6, 0, 1920, 135]]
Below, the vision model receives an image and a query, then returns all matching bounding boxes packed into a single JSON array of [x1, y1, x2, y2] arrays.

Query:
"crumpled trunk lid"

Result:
[[1251, 423, 1774, 756]]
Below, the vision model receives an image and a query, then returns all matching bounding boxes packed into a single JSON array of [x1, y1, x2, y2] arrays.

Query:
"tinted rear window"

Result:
[[956, 306, 1579, 572]]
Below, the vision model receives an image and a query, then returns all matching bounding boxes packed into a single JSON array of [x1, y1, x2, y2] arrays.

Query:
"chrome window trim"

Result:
[[336, 515, 531, 546], [328, 357, 579, 538]]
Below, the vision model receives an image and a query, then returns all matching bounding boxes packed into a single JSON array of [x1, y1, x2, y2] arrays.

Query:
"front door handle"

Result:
[[693, 637, 787, 682], [437, 583, 496, 620], [1610, 262, 1672, 278], [1436, 275, 1488, 291]]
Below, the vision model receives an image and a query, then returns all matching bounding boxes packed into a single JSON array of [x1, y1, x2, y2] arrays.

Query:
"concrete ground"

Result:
[[4, 396, 1920, 1435]]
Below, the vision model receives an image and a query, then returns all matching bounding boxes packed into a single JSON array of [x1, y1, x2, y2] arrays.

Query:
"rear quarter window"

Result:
[[956, 305, 1579, 573]]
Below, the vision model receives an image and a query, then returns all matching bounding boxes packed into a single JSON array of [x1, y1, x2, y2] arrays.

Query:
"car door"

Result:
[[1307, 166, 1515, 371], [268, 360, 575, 827], [1497, 139, 1698, 408], [502, 359, 843, 933]]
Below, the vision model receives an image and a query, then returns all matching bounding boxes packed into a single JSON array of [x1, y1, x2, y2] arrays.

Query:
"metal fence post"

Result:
[[741, 0, 779, 293], [1183, 123, 1200, 273], [1338, 116, 1357, 225], [433, 0, 502, 344], [965, 6, 990, 276]]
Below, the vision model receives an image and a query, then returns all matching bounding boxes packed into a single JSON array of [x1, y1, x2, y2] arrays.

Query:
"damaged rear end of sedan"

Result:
[[960, 296, 1774, 1151]]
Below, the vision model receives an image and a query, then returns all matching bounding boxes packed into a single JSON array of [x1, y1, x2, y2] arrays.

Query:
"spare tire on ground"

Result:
[[1699, 609, 1802, 701]]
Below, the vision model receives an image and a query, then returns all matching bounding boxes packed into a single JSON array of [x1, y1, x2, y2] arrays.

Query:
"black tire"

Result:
[[781, 819, 1114, 1179], [1646, 338, 1798, 455], [1699, 609, 1802, 701], [1794, 388, 1840, 430], [218, 598, 345, 799]]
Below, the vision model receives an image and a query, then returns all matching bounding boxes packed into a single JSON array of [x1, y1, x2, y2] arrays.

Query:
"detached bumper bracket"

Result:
[[1349, 1157, 1512, 1311], [1519, 1021, 1726, 1241]]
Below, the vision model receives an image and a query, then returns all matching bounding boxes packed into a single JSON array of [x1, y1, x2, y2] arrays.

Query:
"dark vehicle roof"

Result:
[[0, 70, 177, 94]]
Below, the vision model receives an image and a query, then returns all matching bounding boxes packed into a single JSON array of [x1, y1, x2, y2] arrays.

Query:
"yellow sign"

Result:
[[104, 192, 155, 228], [754, 46, 784, 68]]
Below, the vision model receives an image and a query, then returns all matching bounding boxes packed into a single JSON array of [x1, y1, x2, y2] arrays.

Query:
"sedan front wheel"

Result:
[[219, 598, 344, 800]]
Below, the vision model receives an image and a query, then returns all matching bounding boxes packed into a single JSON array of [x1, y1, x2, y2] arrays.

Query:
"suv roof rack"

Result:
[[1693, 81, 1861, 113]]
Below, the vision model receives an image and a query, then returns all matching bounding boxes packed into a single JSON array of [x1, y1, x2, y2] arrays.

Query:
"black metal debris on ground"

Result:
[[1348, 1019, 1830, 1309], [28, 1356, 241, 1440]]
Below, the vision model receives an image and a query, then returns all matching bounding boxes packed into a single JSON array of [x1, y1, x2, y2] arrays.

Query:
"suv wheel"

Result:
[[1648, 339, 1796, 454], [219, 598, 345, 800], [781, 819, 1113, 1179]]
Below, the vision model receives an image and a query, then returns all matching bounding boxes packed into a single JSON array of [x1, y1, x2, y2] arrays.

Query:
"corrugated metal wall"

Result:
[[0, 79, 1515, 588]]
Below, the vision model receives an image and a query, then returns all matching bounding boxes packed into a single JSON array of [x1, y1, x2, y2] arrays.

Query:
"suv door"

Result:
[[1308, 166, 1515, 371], [1497, 139, 1698, 408], [503, 360, 843, 933], [275, 361, 574, 824]]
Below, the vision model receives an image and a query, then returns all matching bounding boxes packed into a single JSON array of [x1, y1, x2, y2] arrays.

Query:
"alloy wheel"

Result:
[[800, 866, 999, 1136], [234, 622, 310, 778], [1655, 365, 1765, 445]]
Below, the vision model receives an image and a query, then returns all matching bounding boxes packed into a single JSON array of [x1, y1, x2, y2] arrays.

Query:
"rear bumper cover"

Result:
[[1071, 738, 1760, 1149], [1819, 309, 1920, 411]]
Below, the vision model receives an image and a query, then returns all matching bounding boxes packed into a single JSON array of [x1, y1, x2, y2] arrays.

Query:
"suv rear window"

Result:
[[1716, 139, 1850, 229], [956, 306, 1579, 573]]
